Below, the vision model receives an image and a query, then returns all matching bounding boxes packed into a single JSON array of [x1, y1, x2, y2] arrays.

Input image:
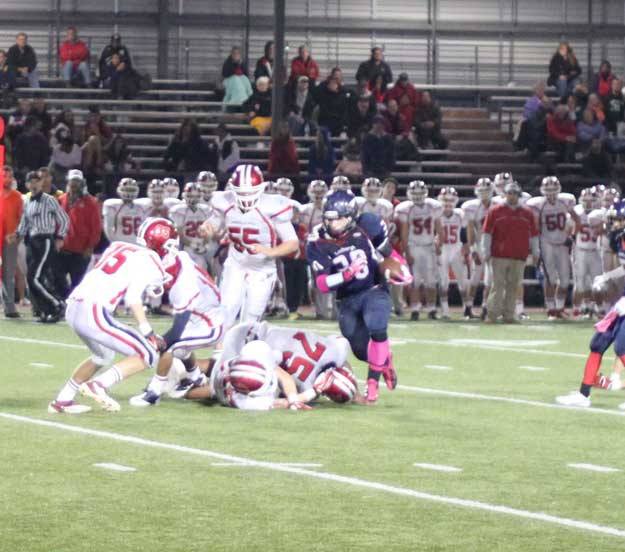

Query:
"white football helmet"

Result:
[[231, 164, 265, 211], [578, 187, 596, 210], [117, 177, 139, 201], [163, 177, 180, 200], [147, 179, 165, 207], [276, 177, 294, 198], [197, 171, 218, 201], [437, 186, 459, 210], [540, 176, 561, 202], [264, 181, 278, 195], [182, 182, 202, 207], [362, 177, 383, 203], [475, 178, 493, 201], [307, 179, 328, 202], [602, 186, 621, 209], [493, 172, 514, 197], [228, 340, 279, 398], [331, 175, 352, 193], [407, 180, 428, 204]]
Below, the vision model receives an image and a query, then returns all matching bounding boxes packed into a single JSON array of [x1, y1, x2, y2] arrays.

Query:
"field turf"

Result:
[[2, 314, 625, 551]]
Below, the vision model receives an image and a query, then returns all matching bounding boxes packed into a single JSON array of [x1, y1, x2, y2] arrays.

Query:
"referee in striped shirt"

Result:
[[7, 170, 69, 322]]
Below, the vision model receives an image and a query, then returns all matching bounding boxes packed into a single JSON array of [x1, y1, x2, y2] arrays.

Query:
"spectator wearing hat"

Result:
[[414, 91, 448, 149], [222, 46, 253, 108], [355, 47, 393, 92], [59, 26, 91, 87], [290, 45, 319, 84], [482, 181, 538, 323], [385, 73, 421, 127], [98, 33, 132, 87], [361, 115, 395, 178], [6, 32, 40, 88], [56, 169, 102, 297]]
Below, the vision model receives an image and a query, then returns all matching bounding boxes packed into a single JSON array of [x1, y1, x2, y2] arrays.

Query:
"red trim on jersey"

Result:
[[191, 309, 214, 327], [92, 304, 143, 357], [223, 204, 235, 217], [270, 204, 293, 219], [177, 291, 200, 312], [255, 208, 277, 247], [194, 265, 221, 301]]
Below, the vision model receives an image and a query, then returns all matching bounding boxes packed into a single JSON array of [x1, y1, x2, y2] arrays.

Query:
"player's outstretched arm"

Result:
[[276, 367, 312, 410]]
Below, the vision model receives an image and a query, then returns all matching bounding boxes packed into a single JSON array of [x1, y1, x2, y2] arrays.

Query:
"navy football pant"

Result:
[[589, 316, 625, 356], [338, 287, 391, 361]]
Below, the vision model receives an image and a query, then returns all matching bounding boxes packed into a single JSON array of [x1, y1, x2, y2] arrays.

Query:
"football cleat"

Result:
[[428, 310, 439, 320], [47, 400, 92, 414], [382, 357, 398, 391], [129, 390, 161, 407], [463, 306, 476, 319], [480, 307, 488, 321], [555, 391, 591, 408], [365, 378, 379, 403], [410, 311, 420, 321], [80, 381, 121, 412]]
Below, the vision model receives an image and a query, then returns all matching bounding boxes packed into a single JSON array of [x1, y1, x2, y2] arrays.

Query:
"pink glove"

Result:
[[342, 256, 367, 282], [387, 250, 414, 286]]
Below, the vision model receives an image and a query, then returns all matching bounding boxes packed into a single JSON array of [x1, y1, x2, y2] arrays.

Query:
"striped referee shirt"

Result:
[[17, 192, 69, 239]]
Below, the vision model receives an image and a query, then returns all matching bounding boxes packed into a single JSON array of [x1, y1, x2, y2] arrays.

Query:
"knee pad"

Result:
[[172, 347, 191, 361]]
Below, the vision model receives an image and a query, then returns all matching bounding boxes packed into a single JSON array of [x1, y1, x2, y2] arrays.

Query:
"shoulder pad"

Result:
[[210, 191, 234, 213]]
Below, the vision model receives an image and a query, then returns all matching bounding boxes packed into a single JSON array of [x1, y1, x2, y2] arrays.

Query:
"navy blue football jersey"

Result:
[[307, 213, 389, 299]]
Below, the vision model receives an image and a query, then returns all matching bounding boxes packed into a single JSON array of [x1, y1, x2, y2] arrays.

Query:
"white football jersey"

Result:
[[69, 241, 165, 310], [461, 198, 491, 239], [212, 191, 297, 270], [395, 198, 442, 246], [574, 205, 603, 251], [102, 199, 146, 243], [526, 193, 576, 245], [164, 197, 182, 210], [170, 202, 218, 256], [135, 197, 170, 220], [354, 197, 394, 223], [299, 202, 325, 233], [440, 208, 466, 254]]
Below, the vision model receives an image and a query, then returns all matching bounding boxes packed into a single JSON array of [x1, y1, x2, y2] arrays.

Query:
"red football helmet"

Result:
[[136, 217, 179, 258], [230, 164, 265, 211], [321, 366, 358, 403], [228, 340, 278, 397]]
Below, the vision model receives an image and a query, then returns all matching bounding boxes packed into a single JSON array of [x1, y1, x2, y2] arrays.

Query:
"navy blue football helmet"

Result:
[[323, 191, 357, 237], [608, 199, 625, 230]]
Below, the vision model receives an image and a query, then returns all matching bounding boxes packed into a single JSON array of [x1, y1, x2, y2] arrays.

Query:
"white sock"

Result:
[[515, 301, 524, 315], [186, 365, 202, 381], [56, 378, 80, 402], [93, 365, 123, 389], [441, 300, 449, 314], [147, 374, 168, 396], [545, 298, 555, 311], [580, 300, 588, 311], [555, 296, 565, 310]]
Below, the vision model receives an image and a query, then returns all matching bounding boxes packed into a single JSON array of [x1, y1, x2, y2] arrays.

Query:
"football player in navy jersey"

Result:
[[306, 191, 412, 402]]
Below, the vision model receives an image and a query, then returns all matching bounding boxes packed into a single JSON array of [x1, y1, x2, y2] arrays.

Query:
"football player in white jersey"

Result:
[[437, 187, 470, 319], [600, 187, 621, 275], [163, 177, 182, 209], [396, 180, 443, 320], [300, 180, 333, 319], [130, 248, 224, 406], [572, 187, 604, 318], [462, 178, 494, 320], [136, 179, 170, 219], [527, 176, 579, 319], [49, 218, 177, 413], [203, 164, 299, 331], [331, 175, 353, 194], [102, 178, 145, 244], [170, 182, 218, 272], [198, 171, 218, 204], [354, 178, 394, 222]]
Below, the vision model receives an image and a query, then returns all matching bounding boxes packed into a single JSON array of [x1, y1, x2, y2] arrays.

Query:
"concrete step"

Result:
[[448, 151, 534, 163], [442, 118, 499, 130], [445, 128, 509, 141], [450, 140, 514, 152], [442, 107, 489, 119]]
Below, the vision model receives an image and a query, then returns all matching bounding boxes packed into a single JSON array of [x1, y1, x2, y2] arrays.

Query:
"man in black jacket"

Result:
[[6, 33, 40, 88], [316, 77, 348, 137], [355, 47, 393, 91], [98, 34, 132, 87]]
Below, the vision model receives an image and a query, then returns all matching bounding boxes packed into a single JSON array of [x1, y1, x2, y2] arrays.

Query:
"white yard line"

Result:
[[211, 462, 323, 468], [0, 335, 84, 349], [29, 362, 54, 368], [413, 463, 462, 473], [568, 463, 622, 474], [424, 365, 453, 371], [93, 462, 136, 472], [518, 366, 548, 372], [1, 412, 625, 539]]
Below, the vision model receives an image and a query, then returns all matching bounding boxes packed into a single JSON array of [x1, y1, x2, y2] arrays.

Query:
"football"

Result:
[[378, 255, 403, 281]]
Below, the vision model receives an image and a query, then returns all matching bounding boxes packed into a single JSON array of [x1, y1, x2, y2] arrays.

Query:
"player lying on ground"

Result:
[[556, 200, 625, 409], [49, 218, 176, 414], [307, 191, 412, 403]]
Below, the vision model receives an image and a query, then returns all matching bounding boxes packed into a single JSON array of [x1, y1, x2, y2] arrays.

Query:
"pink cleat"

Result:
[[382, 354, 397, 390], [47, 400, 92, 414], [365, 378, 379, 403]]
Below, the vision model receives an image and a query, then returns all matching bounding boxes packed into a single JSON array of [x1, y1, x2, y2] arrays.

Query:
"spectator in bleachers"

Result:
[[591, 60, 615, 103], [347, 75, 375, 111], [0, 50, 15, 91], [222, 46, 252, 108], [576, 108, 606, 152], [6, 33, 39, 88], [383, 98, 409, 137], [382, 177, 399, 207], [268, 123, 299, 179], [605, 79, 624, 134], [163, 118, 210, 173], [59, 26, 91, 87], [546, 104, 576, 162], [8, 98, 32, 141], [50, 110, 78, 149], [13, 117, 50, 176], [285, 76, 316, 136], [316, 77, 348, 137], [214, 123, 240, 175], [308, 127, 335, 182], [523, 81, 548, 120], [31, 98, 52, 138], [347, 94, 375, 140], [254, 41, 274, 81], [243, 76, 273, 136], [49, 128, 82, 183], [361, 115, 395, 178], [81, 106, 113, 183], [367, 74, 386, 107], [98, 33, 131, 88], [385, 73, 420, 128], [566, 94, 582, 122], [335, 138, 363, 180], [548, 41, 581, 99], [109, 53, 140, 99], [356, 47, 393, 92], [289, 45, 319, 84], [587, 93, 606, 123], [414, 91, 448, 150]]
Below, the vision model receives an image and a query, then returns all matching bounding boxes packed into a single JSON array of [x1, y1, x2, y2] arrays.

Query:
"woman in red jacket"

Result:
[[268, 124, 300, 180], [547, 104, 577, 162], [59, 26, 91, 86], [290, 45, 319, 84]]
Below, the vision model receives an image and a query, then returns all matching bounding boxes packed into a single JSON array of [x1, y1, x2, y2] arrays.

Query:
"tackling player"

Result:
[[307, 190, 412, 402], [48, 218, 176, 413], [102, 178, 145, 244]]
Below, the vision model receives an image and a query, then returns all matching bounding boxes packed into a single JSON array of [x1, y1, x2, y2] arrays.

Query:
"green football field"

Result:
[[2, 314, 625, 551]]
